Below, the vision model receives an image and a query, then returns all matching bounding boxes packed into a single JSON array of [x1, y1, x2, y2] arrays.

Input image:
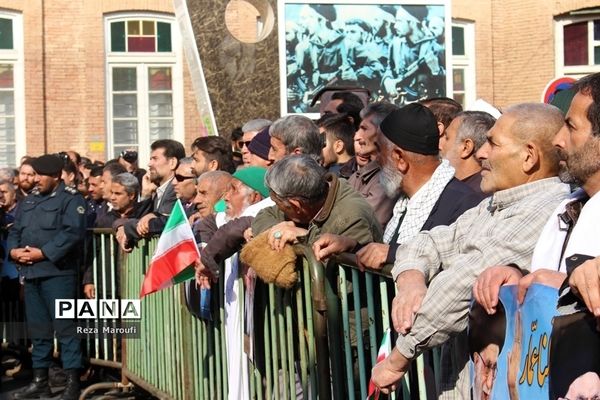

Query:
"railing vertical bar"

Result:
[[351, 268, 368, 400], [339, 267, 356, 400]]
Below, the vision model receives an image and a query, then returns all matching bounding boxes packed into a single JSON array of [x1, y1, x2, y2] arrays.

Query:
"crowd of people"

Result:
[[1, 71, 600, 400]]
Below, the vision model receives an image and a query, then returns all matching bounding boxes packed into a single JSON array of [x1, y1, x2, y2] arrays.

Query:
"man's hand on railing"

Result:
[[371, 347, 410, 394], [194, 259, 215, 288], [473, 265, 522, 315], [356, 243, 389, 270], [84, 284, 96, 299], [115, 226, 133, 253], [312, 233, 357, 262], [136, 213, 156, 237], [267, 222, 308, 252], [392, 270, 427, 334]]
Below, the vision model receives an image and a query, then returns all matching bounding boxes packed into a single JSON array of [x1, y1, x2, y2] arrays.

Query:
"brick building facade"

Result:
[[0, 0, 598, 166]]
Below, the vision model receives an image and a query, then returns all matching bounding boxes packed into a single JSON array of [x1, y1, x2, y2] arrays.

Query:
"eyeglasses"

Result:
[[175, 174, 195, 182]]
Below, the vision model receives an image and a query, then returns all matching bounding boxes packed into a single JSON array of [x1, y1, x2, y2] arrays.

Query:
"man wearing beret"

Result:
[[8, 154, 86, 400]]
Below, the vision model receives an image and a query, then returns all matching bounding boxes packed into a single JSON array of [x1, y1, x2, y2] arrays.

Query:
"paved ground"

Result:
[[1, 355, 155, 400]]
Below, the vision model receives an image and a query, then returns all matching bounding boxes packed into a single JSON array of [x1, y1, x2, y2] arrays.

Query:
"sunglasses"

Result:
[[175, 174, 195, 182], [236, 140, 252, 148]]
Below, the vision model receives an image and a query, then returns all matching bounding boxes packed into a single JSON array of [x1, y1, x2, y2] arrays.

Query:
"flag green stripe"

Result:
[[162, 199, 187, 233]]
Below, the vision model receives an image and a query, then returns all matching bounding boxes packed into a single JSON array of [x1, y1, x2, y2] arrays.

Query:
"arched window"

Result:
[[105, 14, 184, 163]]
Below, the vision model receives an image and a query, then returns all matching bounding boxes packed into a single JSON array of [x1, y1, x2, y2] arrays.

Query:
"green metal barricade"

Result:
[[83, 233, 439, 399]]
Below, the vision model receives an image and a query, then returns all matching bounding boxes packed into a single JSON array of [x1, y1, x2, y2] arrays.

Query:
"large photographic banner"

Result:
[[470, 284, 600, 400], [278, 0, 451, 116]]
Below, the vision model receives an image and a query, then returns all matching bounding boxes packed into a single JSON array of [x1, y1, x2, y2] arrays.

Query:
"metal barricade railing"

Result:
[[328, 252, 441, 400], [82, 231, 438, 399]]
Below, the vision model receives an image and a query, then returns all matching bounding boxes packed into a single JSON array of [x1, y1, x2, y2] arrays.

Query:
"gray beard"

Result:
[[379, 164, 403, 198]]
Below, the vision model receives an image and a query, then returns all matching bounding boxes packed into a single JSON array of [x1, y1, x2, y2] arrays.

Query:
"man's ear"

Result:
[[207, 159, 218, 171], [333, 139, 345, 155], [287, 198, 303, 214], [394, 148, 409, 174], [522, 142, 540, 173], [461, 139, 476, 159], [291, 147, 303, 155], [437, 121, 445, 136], [168, 157, 179, 171]]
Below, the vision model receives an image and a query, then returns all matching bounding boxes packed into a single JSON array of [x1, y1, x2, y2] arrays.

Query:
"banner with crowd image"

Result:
[[469, 284, 600, 400], [278, 0, 451, 117]]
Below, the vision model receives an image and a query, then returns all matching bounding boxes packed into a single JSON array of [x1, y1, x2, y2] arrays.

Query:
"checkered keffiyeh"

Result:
[[383, 160, 455, 244]]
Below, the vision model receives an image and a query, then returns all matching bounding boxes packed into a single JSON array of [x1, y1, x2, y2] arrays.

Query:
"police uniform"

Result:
[[7, 154, 86, 400]]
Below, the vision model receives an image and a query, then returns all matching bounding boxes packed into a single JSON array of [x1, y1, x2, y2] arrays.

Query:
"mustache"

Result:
[[480, 160, 491, 170], [556, 148, 568, 161]]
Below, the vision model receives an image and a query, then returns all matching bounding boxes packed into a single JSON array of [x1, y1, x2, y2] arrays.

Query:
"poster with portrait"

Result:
[[278, 0, 451, 117], [471, 284, 600, 400]]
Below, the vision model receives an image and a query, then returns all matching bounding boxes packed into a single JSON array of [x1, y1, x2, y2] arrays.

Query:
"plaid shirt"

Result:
[[391, 177, 570, 359]]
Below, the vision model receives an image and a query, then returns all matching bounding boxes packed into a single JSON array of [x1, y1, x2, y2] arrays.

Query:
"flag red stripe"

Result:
[[140, 239, 199, 298]]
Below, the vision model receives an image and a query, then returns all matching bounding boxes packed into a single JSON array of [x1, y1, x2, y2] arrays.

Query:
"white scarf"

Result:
[[383, 160, 456, 244], [531, 189, 600, 272]]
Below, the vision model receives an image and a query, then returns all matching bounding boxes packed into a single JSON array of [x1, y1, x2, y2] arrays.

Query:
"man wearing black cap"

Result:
[[370, 103, 570, 396], [8, 154, 86, 400], [314, 103, 480, 269]]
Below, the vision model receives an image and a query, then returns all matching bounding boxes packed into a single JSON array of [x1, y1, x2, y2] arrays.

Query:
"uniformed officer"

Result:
[[8, 154, 86, 400]]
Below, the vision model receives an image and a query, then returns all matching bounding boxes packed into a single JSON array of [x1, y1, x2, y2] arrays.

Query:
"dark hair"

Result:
[[331, 91, 364, 130], [468, 301, 506, 359], [345, 18, 371, 35], [231, 126, 243, 141], [573, 73, 600, 136], [420, 97, 463, 130], [191, 136, 235, 173], [319, 113, 356, 156], [20, 157, 34, 167], [102, 162, 127, 178], [151, 139, 186, 162], [89, 166, 104, 178]]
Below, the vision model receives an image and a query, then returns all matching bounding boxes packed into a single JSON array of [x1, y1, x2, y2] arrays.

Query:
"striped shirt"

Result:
[[391, 177, 570, 359]]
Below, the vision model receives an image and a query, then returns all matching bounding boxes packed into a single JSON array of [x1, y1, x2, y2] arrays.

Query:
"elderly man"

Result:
[[246, 126, 272, 168], [314, 103, 480, 269], [189, 170, 232, 227], [240, 118, 272, 165], [252, 155, 382, 249], [370, 103, 570, 395], [268, 115, 323, 164], [193, 166, 267, 400], [440, 110, 496, 196], [345, 102, 399, 227], [472, 75, 600, 399]]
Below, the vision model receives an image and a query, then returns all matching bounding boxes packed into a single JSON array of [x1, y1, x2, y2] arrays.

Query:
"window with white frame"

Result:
[[451, 21, 475, 108], [0, 12, 23, 167], [105, 15, 184, 164], [556, 13, 600, 77]]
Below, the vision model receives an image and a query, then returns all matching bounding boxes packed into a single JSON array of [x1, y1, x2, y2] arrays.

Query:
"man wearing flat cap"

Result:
[[8, 154, 86, 400]]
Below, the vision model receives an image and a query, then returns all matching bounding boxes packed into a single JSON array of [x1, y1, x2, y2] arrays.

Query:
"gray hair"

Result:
[[242, 118, 272, 133], [0, 179, 15, 193], [359, 102, 398, 128], [198, 170, 231, 185], [265, 155, 327, 200], [179, 156, 194, 165], [0, 167, 15, 181], [504, 103, 564, 146], [454, 111, 496, 152], [112, 173, 140, 196], [269, 115, 322, 157]]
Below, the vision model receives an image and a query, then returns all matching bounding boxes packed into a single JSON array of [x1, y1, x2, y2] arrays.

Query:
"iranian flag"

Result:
[[140, 199, 200, 298], [367, 328, 392, 400]]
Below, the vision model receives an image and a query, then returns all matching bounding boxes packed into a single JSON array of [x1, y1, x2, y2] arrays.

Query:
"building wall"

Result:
[[0, 0, 202, 163], [454, 0, 599, 109]]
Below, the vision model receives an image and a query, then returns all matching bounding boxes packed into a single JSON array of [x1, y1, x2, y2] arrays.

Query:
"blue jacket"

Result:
[[7, 182, 86, 279]]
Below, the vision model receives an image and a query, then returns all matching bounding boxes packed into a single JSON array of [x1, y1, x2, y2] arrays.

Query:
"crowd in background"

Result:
[[1, 71, 600, 400]]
